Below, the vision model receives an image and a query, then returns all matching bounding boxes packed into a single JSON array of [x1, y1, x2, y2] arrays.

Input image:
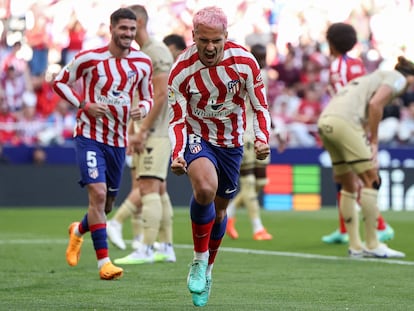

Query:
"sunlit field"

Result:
[[0, 207, 413, 310]]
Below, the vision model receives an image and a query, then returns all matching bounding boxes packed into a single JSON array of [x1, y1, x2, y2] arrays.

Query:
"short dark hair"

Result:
[[110, 8, 136, 26], [395, 56, 414, 76], [326, 22, 357, 54], [129, 5, 148, 25], [250, 44, 267, 69], [163, 34, 187, 51]]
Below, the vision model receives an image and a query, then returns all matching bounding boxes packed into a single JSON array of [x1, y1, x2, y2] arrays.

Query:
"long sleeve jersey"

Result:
[[168, 41, 271, 160]]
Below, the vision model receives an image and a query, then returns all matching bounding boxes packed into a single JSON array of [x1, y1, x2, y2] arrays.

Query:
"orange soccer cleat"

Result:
[[226, 217, 239, 239], [99, 262, 124, 280], [66, 222, 83, 266], [253, 228, 273, 241]]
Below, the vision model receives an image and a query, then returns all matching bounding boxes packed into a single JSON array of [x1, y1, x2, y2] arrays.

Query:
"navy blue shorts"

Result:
[[184, 134, 243, 199], [74, 136, 126, 197]]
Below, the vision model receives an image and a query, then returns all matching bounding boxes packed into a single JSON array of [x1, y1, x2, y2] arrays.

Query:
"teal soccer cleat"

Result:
[[187, 259, 208, 294], [377, 224, 394, 242], [192, 274, 212, 307], [321, 229, 349, 244]]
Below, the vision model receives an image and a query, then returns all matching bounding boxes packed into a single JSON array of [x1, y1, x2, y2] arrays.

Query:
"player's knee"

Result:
[[193, 187, 216, 205]]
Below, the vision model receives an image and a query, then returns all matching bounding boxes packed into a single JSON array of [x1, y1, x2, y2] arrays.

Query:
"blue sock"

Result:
[[211, 215, 227, 240], [190, 196, 215, 224], [79, 213, 89, 234], [90, 223, 108, 260]]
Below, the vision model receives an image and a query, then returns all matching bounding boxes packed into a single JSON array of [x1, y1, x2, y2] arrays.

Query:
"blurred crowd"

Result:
[[1, 0, 414, 157]]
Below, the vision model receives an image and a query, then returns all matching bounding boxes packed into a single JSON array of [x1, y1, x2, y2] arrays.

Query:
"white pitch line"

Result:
[[175, 244, 414, 266], [2, 239, 413, 266]]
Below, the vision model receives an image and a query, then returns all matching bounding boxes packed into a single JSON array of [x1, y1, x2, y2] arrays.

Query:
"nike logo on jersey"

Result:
[[225, 188, 237, 194], [108, 187, 119, 192], [211, 104, 223, 111]]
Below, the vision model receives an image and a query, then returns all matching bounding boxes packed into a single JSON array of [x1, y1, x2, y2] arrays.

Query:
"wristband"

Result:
[[79, 100, 86, 109]]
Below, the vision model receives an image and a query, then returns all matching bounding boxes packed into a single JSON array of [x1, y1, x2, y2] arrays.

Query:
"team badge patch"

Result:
[[189, 143, 202, 154], [227, 79, 240, 93], [127, 70, 137, 79], [88, 168, 99, 179]]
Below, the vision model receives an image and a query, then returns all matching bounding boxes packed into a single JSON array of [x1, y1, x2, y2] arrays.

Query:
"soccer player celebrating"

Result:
[[168, 6, 271, 306], [318, 55, 414, 258], [53, 8, 153, 280], [110, 4, 176, 264], [322, 22, 394, 244]]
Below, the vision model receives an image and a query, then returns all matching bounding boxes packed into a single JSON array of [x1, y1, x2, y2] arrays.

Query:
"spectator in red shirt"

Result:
[[62, 12, 86, 65], [0, 93, 20, 146], [32, 73, 60, 118], [288, 84, 322, 147]]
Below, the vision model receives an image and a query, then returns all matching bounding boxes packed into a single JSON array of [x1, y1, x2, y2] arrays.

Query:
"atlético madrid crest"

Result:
[[88, 168, 99, 179], [189, 143, 202, 154]]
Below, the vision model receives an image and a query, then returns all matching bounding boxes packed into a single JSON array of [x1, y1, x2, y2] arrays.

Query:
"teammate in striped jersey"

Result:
[[111, 4, 177, 265], [322, 22, 394, 245], [167, 6, 271, 307], [53, 7, 153, 280]]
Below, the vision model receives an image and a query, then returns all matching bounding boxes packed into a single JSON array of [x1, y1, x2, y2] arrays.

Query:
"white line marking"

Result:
[[2, 239, 413, 266], [175, 244, 414, 265]]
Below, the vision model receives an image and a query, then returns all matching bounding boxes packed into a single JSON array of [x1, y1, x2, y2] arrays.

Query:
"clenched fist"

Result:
[[254, 141, 270, 160]]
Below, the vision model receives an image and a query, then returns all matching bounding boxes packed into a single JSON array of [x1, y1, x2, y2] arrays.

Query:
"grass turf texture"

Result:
[[0, 207, 413, 310]]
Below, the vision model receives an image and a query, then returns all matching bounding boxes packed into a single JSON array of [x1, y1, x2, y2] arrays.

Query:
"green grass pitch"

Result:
[[0, 207, 413, 310]]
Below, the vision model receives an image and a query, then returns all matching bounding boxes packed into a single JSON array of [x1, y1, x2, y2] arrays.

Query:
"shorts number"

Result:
[[86, 151, 97, 168]]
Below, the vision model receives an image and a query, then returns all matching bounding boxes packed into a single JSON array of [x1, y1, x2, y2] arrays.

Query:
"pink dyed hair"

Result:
[[193, 6, 227, 32]]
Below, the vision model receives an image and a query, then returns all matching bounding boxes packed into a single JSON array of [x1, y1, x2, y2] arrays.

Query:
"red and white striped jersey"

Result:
[[168, 41, 271, 160], [329, 54, 366, 95], [53, 46, 153, 147]]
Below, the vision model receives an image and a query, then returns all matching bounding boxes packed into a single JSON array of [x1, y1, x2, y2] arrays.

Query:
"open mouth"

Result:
[[205, 53, 215, 61]]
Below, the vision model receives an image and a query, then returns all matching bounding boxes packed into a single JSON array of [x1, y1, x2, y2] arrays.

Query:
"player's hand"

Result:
[[171, 157, 187, 175], [254, 141, 270, 160], [130, 106, 147, 121], [84, 102, 109, 118], [129, 129, 148, 154], [126, 142, 134, 156]]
